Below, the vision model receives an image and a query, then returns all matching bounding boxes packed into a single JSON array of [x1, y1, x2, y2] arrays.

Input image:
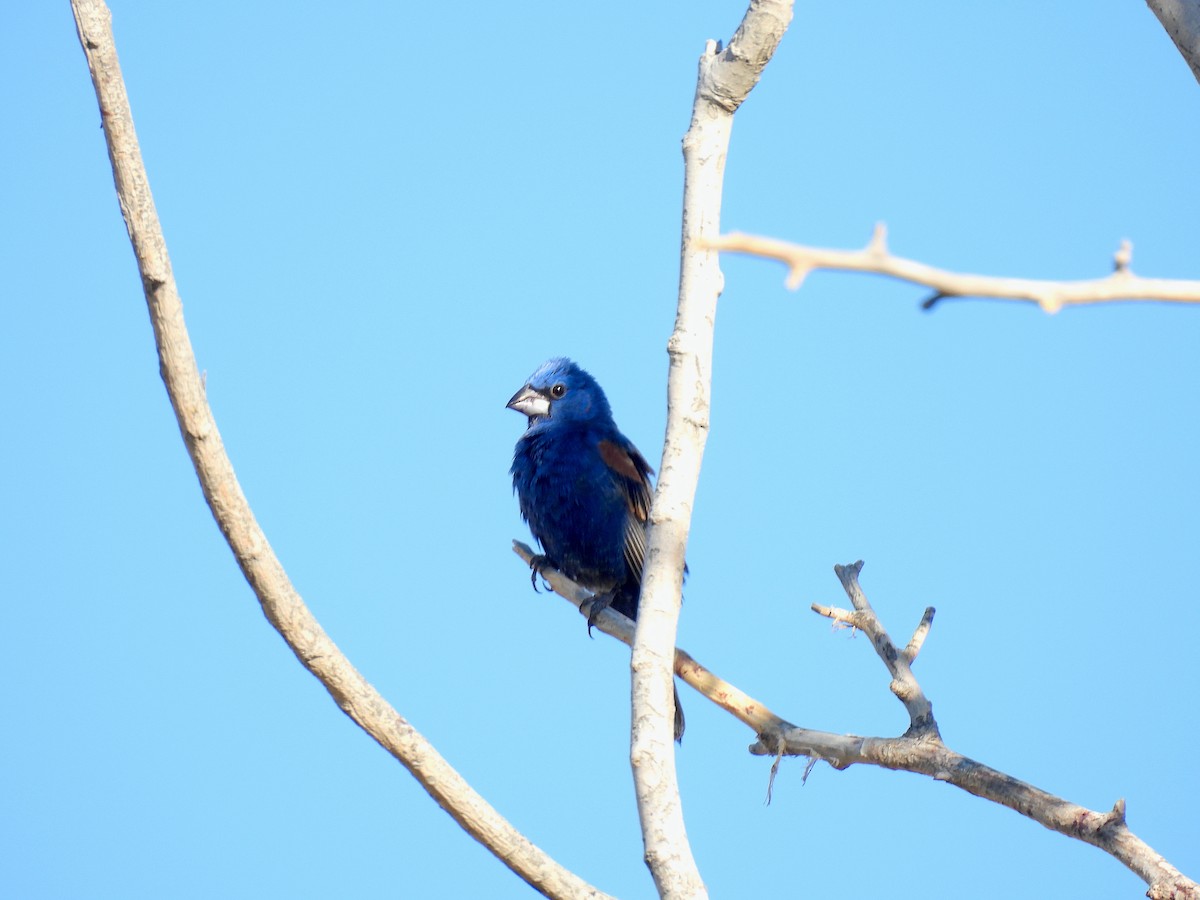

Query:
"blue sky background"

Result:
[[5, 2, 1199, 898]]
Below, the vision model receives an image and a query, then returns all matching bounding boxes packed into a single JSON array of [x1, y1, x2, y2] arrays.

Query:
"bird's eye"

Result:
[[550, 383, 566, 399]]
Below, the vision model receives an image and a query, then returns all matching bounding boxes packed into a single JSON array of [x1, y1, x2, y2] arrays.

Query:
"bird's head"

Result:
[[506, 357, 613, 427]]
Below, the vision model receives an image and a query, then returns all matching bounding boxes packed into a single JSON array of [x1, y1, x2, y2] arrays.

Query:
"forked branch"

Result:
[[515, 548, 1198, 900], [799, 562, 1196, 900]]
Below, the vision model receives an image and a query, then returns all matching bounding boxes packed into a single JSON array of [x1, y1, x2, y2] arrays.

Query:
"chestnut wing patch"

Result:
[[598, 438, 644, 482], [597, 439, 653, 519], [598, 438, 655, 579]]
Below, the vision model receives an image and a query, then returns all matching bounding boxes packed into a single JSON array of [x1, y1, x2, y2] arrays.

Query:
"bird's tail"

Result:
[[673, 684, 685, 743], [618, 584, 685, 741]]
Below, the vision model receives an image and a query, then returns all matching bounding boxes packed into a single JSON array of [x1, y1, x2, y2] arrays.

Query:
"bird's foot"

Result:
[[528, 554, 552, 592], [584, 590, 616, 637]]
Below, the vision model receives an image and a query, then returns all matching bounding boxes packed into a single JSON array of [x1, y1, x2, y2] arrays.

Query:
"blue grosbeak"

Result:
[[508, 358, 685, 741]]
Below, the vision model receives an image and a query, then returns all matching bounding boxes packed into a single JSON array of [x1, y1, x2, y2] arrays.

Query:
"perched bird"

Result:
[[507, 357, 685, 741]]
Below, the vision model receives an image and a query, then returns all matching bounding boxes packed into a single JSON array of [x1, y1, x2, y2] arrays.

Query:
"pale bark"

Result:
[[707, 226, 1200, 313], [71, 2, 609, 897], [633, 2, 794, 897]]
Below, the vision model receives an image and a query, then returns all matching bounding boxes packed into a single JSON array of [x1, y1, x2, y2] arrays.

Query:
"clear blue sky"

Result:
[[6, 2, 1198, 898]]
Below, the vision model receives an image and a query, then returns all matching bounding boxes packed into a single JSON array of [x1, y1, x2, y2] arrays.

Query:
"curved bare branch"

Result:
[[71, 3, 609, 897]]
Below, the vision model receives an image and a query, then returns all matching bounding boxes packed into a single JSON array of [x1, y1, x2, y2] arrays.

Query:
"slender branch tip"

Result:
[[868, 222, 888, 254], [785, 265, 810, 290], [1114, 239, 1133, 273]]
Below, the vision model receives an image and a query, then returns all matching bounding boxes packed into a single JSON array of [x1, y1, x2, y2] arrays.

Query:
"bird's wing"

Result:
[[597, 437, 654, 580]]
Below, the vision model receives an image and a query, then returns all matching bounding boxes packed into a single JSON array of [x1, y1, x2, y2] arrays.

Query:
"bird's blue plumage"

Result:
[[507, 357, 684, 739], [508, 359, 651, 618]]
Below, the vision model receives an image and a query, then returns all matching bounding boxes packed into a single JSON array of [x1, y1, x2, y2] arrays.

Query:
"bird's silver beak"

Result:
[[506, 384, 551, 419]]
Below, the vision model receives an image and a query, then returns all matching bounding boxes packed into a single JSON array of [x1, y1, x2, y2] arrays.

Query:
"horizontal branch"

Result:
[[749, 732, 1195, 899], [512, 545, 1197, 898], [706, 225, 1200, 313]]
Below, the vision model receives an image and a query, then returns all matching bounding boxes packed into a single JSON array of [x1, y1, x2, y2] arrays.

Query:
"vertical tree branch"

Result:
[[633, 2, 793, 897], [70, 2, 609, 898]]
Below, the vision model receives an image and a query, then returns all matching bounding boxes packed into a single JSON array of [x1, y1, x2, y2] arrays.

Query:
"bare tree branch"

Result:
[[793, 563, 1196, 900], [70, 3, 609, 898], [706, 225, 1200, 313], [1147, 0, 1200, 85], [816, 562, 937, 736], [514, 545, 1197, 898], [635, 2, 794, 896]]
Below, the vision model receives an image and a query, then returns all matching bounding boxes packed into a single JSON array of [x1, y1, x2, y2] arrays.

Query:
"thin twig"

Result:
[[71, 3, 609, 898], [825, 561, 937, 736], [900, 607, 935, 665], [705, 225, 1200, 313]]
